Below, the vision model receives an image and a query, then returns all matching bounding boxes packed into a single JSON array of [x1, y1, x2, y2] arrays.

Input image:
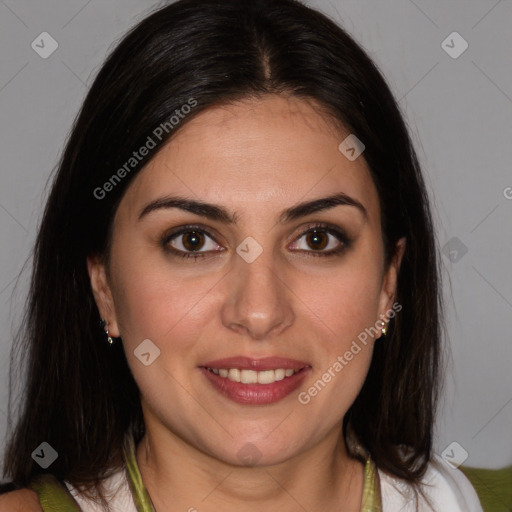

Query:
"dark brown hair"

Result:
[[2, 0, 443, 507]]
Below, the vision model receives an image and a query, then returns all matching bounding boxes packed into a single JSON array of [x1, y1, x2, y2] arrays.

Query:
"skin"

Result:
[[88, 94, 406, 512], [0, 489, 42, 512]]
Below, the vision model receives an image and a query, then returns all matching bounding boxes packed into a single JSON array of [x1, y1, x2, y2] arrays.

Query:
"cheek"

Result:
[[305, 253, 383, 344], [110, 260, 215, 412], [293, 252, 383, 409], [110, 248, 218, 355]]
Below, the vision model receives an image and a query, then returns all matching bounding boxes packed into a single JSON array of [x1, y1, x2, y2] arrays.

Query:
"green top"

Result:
[[29, 434, 382, 511]]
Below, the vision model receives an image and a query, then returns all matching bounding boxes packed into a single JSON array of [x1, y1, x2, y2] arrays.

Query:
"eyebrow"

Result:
[[138, 192, 367, 224]]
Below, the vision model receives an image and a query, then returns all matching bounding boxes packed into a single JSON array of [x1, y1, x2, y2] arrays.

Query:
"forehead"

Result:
[[118, 95, 380, 226]]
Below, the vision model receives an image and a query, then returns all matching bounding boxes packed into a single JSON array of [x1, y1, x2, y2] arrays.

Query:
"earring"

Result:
[[379, 320, 387, 337], [99, 318, 114, 345]]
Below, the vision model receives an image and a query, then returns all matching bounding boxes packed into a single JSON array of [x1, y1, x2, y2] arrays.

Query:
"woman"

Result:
[[0, 0, 483, 510]]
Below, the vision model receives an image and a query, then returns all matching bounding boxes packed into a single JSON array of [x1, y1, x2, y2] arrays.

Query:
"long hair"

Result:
[[2, 0, 443, 505]]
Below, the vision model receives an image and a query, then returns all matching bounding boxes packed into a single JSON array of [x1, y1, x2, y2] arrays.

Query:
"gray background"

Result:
[[1, 0, 511, 479]]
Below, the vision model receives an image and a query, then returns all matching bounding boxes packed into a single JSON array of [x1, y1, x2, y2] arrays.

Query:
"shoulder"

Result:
[[378, 454, 484, 512], [0, 488, 43, 512]]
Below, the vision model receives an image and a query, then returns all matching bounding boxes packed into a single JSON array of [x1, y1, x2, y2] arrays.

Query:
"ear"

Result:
[[86, 254, 121, 337], [377, 237, 406, 320]]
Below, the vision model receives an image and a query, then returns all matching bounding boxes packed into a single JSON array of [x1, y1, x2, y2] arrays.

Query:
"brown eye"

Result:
[[162, 226, 224, 260], [289, 223, 351, 257], [182, 231, 205, 251], [305, 229, 328, 251]]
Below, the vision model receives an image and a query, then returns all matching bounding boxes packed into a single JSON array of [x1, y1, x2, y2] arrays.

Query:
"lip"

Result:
[[199, 356, 311, 405]]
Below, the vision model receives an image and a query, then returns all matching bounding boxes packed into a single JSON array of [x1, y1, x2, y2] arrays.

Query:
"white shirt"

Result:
[[65, 469, 137, 512], [65, 454, 484, 511], [380, 454, 484, 511]]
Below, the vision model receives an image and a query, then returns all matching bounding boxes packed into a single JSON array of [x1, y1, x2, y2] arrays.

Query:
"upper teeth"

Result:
[[209, 368, 298, 384]]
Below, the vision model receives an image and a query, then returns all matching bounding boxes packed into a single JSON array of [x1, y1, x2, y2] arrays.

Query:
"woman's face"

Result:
[[89, 95, 404, 466]]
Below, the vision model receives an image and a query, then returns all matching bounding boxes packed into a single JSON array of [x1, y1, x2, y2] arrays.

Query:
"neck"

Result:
[[135, 417, 364, 512]]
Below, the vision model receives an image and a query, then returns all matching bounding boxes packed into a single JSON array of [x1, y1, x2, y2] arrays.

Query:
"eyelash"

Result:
[[161, 222, 351, 261]]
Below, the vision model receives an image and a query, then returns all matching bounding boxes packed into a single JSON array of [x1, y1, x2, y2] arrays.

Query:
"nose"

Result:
[[220, 245, 295, 340]]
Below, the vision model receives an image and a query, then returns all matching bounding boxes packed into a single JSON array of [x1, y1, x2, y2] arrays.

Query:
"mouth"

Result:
[[199, 356, 311, 405]]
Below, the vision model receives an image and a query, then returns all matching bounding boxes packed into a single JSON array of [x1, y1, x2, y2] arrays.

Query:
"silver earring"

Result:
[[379, 320, 387, 337], [100, 318, 114, 345]]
